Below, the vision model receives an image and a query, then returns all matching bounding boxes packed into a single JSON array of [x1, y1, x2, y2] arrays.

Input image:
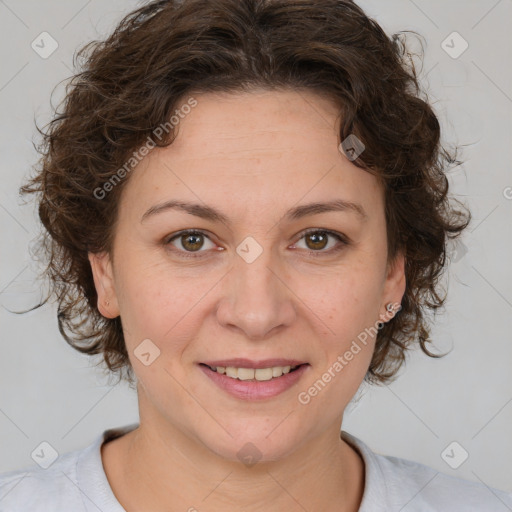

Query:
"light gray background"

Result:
[[1, 0, 511, 496]]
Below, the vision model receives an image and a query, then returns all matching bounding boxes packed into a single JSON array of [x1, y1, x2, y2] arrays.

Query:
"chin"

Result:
[[198, 421, 301, 464]]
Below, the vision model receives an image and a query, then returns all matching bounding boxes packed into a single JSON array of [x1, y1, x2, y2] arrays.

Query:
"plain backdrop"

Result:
[[1, 0, 511, 495]]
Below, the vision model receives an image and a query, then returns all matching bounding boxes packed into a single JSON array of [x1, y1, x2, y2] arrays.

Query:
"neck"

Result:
[[102, 417, 365, 512]]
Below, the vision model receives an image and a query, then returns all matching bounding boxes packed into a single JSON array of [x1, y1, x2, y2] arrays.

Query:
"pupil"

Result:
[[183, 233, 202, 251], [307, 232, 327, 250]]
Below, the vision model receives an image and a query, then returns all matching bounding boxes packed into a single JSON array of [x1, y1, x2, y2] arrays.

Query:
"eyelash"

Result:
[[164, 228, 350, 259]]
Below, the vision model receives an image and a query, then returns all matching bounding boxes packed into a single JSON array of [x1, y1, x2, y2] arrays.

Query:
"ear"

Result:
[[88, 251, 119, 318], [380, 249, 406, 322]]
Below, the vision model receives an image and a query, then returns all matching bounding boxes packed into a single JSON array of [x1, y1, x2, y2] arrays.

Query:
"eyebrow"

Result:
[[141, 198, 368, 224]]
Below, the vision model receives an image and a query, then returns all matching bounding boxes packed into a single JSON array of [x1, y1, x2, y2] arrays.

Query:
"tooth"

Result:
[[226, 367, 238, 378], [237, 368, 255, 380], [254, 368, 273, 381], [272, 367, 283, 377], [216, 364, 302, 380]]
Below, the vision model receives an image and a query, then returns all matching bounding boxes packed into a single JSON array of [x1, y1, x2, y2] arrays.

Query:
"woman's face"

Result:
[[89, 89, 405, 461]]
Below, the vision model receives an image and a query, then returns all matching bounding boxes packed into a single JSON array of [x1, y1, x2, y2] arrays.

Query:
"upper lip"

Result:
[[201, 358, 308, 369]]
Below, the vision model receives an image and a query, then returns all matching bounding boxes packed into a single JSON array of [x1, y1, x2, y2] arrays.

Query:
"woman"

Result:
[[1, 0, 510, 510]]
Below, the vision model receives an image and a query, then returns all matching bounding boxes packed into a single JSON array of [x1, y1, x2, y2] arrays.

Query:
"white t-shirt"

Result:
[[1, 423, 511, 511]]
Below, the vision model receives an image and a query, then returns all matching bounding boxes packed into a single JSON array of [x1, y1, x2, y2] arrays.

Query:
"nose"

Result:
[[215, 244, 297, 340]]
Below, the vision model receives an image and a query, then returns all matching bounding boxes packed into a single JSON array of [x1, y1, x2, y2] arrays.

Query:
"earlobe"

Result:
[[88, 251, 119, 318]]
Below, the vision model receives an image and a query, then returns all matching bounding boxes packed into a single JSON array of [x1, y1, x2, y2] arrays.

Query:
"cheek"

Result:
[[306, 291, 378, 408], [303, 268, 384, 384], [116, 259, 221, 371], [304, 262, 383, 331], [113, 251, 191, 344]]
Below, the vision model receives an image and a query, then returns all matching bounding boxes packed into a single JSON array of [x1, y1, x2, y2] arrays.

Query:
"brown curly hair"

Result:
[[19, 0, 471, 387]]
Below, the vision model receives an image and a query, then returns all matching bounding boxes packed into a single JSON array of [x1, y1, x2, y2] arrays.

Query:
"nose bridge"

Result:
[[216, 235, 295, 338], [235, 236, 282, 315], [238, 241, 278, 300]]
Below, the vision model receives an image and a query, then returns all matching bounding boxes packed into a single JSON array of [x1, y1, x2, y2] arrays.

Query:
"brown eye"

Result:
[[166, 230, 216, 256], [180, 232, 204, 252], [294, 229, 349, 255], [304, 231, 329, 251]]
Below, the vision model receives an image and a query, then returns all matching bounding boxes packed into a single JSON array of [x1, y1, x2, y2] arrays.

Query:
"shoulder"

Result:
[[376, 451, 512, 511], [0, 424, 137, 512], [0, 448, 85, 511], [342, 431, 512, 511]]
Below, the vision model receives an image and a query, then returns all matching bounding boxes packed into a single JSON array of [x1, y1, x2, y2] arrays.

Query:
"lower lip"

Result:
[[199, 364, 309, 400]]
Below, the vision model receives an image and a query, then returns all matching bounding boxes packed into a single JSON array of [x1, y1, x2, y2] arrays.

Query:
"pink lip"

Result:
[[199, 363, 310, 400], [201, 358, 307, 369]]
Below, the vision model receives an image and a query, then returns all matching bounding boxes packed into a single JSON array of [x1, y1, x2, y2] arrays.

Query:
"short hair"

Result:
[[20, 0, 470, 386]]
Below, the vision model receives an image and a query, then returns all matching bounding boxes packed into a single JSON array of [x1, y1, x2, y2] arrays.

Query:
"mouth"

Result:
[[200, 363, 305, 381], [198, 360, 310, 400]]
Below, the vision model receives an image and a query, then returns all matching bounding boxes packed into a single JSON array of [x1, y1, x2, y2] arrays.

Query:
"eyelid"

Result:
[[294, 227, 350, 246], [291, 228, 350, 256], [165, 228, 349, 258], [165, 229, 218, 254]]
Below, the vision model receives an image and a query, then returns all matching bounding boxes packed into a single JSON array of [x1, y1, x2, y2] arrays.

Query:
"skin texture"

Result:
[[89, 89, 406, 512]]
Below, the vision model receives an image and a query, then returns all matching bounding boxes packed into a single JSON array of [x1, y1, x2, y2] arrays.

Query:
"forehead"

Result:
[[120, 89, 383, 222], [169, 88, 340, 161]]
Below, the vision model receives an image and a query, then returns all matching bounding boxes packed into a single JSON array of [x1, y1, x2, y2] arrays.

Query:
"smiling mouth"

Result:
[[200, 363, 306, 381]]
